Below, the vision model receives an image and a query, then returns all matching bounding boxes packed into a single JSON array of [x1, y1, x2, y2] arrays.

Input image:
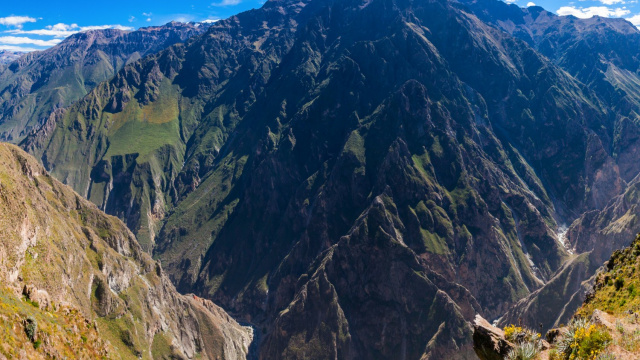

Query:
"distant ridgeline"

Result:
[[0, 50, 23, 66]]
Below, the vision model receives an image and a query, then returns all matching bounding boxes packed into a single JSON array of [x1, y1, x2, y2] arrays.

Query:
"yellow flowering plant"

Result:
[[503, 324, 541, 343], [503, 325, 523, 341], [556, 319, 612, 360]]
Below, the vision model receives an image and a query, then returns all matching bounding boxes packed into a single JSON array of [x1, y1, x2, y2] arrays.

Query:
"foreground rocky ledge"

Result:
[[474, 310, 640, 359]]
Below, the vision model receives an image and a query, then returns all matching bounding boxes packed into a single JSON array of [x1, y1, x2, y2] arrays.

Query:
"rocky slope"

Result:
[[0, 143, 251, 359], [474, 234, 640, 360], [578, 235, 640, 314], [20, 0, 639, 357], [0, 22, 209, 143]]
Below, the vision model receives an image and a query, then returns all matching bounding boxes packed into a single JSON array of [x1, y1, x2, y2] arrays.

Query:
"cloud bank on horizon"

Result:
[[505, 0, 640, 26]]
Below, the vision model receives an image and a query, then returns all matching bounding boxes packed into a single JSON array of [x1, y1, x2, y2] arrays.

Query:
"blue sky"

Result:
[[2, 0, 640, 52]]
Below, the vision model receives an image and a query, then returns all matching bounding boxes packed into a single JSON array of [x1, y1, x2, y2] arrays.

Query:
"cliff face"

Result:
[[0, 22, 209, 143], [0, 143, 251, 359]]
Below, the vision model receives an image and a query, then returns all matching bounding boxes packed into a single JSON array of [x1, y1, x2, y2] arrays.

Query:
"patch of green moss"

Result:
[[419, 229, 449, 255], [151, 331, 174, 359]]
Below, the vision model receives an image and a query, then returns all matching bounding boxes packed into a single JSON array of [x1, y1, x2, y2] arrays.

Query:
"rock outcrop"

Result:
[[473, 315, 514, 360]]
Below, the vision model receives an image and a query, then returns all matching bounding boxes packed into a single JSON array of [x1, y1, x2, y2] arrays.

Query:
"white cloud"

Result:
[[6, 23, 134, 38], [626, 14, 640, 25], [0, 16, 37, 28], [128, 16, 136, 23], [0, 36, 61, 47], [212, 0, 241, 6], [527, 2, 536, 6], [78, 24, 134, 32], [169, 15, 195, 22], [0, 44, 38, 52], [598, 0, 625, 4], [557, 6, 631, 18], [201, 19, 220, 23]]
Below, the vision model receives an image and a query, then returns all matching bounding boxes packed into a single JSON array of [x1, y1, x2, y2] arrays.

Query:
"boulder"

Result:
[[22, 284, 51, 310], [473, 315, 515, 360]]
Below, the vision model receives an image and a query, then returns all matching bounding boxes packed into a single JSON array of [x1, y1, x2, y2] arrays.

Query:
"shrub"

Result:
[[556, 318, 588, 355], [595, 352, 616, 360], [503, 324, 541, 343], [24, 316, 37, 342], [615, 320, 624, 334], [573, 324, 612, 359], [614, 277, 624, 290], [23, 296, 39, 309], [506, 341, 539, 360], [627, 284, 636, 296], [555, 318, 611, 360], [504, 325, 523, 341], [503, 324, 544, 360]]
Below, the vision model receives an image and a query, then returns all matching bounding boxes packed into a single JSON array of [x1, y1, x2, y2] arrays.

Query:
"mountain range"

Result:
[[0, 22, 210, 143], [3, 0, 640, 358], [0, 50, 23, 66]]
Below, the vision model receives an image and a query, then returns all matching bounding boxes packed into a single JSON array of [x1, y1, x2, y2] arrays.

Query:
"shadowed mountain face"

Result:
[[0, 22, 209, 143], [17, 0, 640, 358], [458, 0, 640, 185], [457, 0, 640, 332]]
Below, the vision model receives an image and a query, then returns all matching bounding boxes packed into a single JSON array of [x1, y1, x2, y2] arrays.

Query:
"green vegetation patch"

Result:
[[580, 235, 640, 316], [105, 119, 181, 160]]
